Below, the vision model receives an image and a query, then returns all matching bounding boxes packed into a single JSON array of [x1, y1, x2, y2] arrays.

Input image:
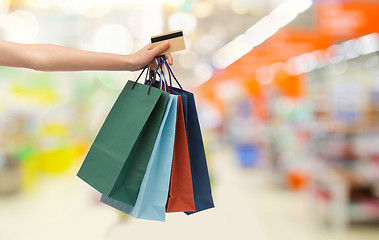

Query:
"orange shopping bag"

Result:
[[166, 96, 196, 212]]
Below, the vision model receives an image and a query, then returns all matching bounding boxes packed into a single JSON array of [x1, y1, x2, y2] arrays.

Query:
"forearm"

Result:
[[0, 41, 134, 71]]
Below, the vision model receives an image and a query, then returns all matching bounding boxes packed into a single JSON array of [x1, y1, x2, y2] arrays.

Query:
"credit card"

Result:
[[151, 30, 185, 55]]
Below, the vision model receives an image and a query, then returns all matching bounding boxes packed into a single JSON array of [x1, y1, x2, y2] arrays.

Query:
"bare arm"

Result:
[[0, 40, 173, 71]]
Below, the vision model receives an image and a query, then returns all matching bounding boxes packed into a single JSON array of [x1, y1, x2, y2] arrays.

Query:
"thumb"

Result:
[[150, 41, 170, 56]]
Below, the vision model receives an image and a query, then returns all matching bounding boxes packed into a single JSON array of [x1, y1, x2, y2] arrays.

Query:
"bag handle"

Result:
[[147, 57, 171, 94], [141, 59, 163, 91], [131, 58, 174, 95], [160, 56, 183, 91], [147, 70, 155, 95], [156, 58, 172, 94], [132, 66, 147, 89], [155, 58, 165, 92], [143, 67, 151, 85], [131, 66, 155, 95], [142, 66, 167, 95]]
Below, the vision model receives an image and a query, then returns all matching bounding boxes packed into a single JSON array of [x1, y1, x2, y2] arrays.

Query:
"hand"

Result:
[[128, 41, 173, 71]]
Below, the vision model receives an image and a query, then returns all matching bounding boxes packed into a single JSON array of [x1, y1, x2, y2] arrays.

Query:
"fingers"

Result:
[[148, 61, 157, 70], [150, 41, 170, 57], [145, 42, 173, 65], [145, 43, 153, 50], [144, 41, 173, 70], [165, 53, 173, 65]]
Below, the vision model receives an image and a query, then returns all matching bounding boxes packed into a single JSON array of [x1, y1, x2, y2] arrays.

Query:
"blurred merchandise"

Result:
[[196, 0, 379, 232], [286, 169, 310, 191], [235, 144, 259, 167], [18, 143, 38, 190], [0, 151, 21, 195]]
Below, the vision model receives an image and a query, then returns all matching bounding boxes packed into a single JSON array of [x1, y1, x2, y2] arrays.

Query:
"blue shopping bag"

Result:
[[161, 58, 214, 214], [101, 95, 178, 222]]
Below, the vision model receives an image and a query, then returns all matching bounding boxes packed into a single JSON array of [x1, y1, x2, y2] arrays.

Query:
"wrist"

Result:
[[122, 54, 133, 71], [124, 53, 143, 71]]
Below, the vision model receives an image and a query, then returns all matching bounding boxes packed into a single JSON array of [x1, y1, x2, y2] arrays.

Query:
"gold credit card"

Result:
[[151, 30, 185, 55]]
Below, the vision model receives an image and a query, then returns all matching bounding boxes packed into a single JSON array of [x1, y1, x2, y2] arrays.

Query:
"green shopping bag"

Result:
[[77, 77, 170, 206]]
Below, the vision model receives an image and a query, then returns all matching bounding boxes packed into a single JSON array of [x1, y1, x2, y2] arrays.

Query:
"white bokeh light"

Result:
[[169, 13, 197, 34], [1, 10, 39, 43], [55, 0, 111, 17], [83, 1, 111, 18], [194, 62, 214, 86], [163, 0, 185, 7], [26, 0, 54, 9], [93, 24, 134, 54], [256, 66, 274, 85], [195, 34, 220, 54]]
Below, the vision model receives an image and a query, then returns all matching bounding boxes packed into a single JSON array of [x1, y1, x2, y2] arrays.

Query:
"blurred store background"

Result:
[[1, 0, 379, 239]]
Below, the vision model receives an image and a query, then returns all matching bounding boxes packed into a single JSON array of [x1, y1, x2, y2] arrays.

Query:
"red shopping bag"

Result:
[[166, 96, 196, 212]]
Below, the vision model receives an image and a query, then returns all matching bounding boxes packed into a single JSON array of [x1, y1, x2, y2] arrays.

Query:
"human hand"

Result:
[[128, 42, 173, 71]]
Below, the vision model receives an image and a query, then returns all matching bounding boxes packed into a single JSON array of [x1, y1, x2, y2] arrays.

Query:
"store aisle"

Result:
[[105, 145, 379, 240], [104, 145, 269, 240], [1, 145, 379, 240]]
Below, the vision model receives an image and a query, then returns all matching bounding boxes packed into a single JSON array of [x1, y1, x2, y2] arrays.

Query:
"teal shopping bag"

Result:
[[77, 77, 169, 206], [101, 95, 178, 222]]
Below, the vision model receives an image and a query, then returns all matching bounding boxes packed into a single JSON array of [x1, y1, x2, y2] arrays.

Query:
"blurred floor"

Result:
[[0, 144, 379, 240]]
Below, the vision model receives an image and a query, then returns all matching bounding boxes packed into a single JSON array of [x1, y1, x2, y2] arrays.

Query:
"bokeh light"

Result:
[[168, 12, 197, 34], [193, 62, 214, 86], [193, 1, 215, 18], [92, 24, 134, 54], [256, 66, 274, 85], [163, 0, 185, 7], [26, 0, 54, 9], [195, 34, 220, 54], [1, 10, 39, 43]]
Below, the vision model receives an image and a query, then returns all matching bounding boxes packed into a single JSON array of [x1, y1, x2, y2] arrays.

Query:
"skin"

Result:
[[0, 40, 173, 71]]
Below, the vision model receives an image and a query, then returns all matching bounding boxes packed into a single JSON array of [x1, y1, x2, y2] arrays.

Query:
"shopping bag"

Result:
[[77, 76, 170, 206], [161, 58, 215, 214], [166, 96, 196, 212], [101, 95, 178, 221], [180, 90, 215, 214]]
